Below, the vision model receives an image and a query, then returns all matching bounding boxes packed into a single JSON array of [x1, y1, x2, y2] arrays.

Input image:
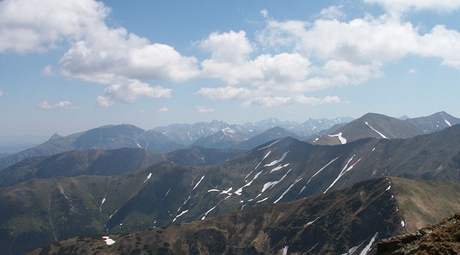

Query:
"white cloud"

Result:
[[408, 68, 417, 74], [259, 14, 460, 73], [260, 9, 269, 18], [96, 79, 171, 107], [246, 95, 341, 107], [200, 30, 252, 63], [42, 65, 53, 76], [39, 100, 73, 110], [0, 0, 198, 106], [365, 0, 460, 14], [0, 0, 108, 53], [197, 86, 251, 100], [319, 5, 345, 19], [158, 107, 169, 112], [196, 106, 215, 113], [96, 96, 112, 108]]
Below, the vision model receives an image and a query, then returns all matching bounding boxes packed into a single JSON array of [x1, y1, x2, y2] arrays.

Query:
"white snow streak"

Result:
[[236, 170, 263, 195], [207, 189, 220, 192], [258, 140, 280, 151], [172, 210, 189, 223], [256, 197, 269, 203], [445, 119, 452, 127], [201, 206, 217, 220], [306, 157, 340, 185], [328, 132, 347, 144], [282, 245, 288, 255], [219, 187, 233, 195], [305, 217, 320, 227], [193, 175, 205, 190], [364, 121, 387, 139], [323, 155, 361, 194], [264, 151, 289, 167], [274, 177, 303, 204], [246, 151, 272, 181], [262, 169, 293, 193], [270, 163, 290, 173], [401, 220, 406, 228], [359, 232, 378, 255], [144, 172, 152, 183]]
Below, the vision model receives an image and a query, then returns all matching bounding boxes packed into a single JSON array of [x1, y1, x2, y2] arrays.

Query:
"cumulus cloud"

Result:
[[319, 5, 345, 19], [0, 0, 198, 106], [39, 100, 73, 110], [196, 106, 215, 113], [364, 0, 460, 14], [95, 79, 171, 107]]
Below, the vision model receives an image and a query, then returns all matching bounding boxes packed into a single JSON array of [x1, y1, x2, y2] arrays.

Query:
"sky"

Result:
[[1, 0, 460, 143]]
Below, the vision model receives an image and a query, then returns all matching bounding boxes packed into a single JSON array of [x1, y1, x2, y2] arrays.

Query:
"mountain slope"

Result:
[[0, 148, 164, 187], [165, 146, 242, 166], [375, 214, 460, 255], [312, 112, 460, 145], [407, 111, 460, 134], [29, 177, 460, 255], [192, 127, 248, 149], [313, 113, 422, 145], [0, 125, 181, 170], [234, 127, 301, 150]]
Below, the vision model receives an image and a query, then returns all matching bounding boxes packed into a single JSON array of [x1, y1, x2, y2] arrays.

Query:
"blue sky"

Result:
[[1, 0, 460, 142]]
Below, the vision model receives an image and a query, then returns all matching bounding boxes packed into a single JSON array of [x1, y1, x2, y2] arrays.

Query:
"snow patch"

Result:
[[274, 177, 303, 204], [359, 232, 378, 255], [207, 189, 220, 192], [264, 151, 289, 167], [262, 169, 293, 193], [201, 205, 217, 220], [282, 245, 288, 255], [305, 217, 320, 227], [192, 175, 205, 190], [328, 132, 347, 144], [323, 155, 361, 193], [172, 210, 189, 223], [270, 163, 290, 173], [144, 172, 152, 183], [102, 236, 116, 246], [445, 119, 452, 127], [219, 187, 233, 195], [256, 197, 268, 203], [401, 220, 406, 228], [258, 140, 280, 151], [365, 121, 387, 139]]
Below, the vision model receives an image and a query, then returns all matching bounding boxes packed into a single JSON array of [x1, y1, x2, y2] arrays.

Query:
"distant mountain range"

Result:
[[0, 117, 352, 170], [1, 122, 460, 253], [312, 111, 460, 145]]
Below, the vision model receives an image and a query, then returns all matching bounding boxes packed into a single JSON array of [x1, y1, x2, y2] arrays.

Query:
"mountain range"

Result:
[[312, 111, 460, 145], [0, 111, 459, 254], [0, 118, 350, 170], [0, 119, 458, 253]]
